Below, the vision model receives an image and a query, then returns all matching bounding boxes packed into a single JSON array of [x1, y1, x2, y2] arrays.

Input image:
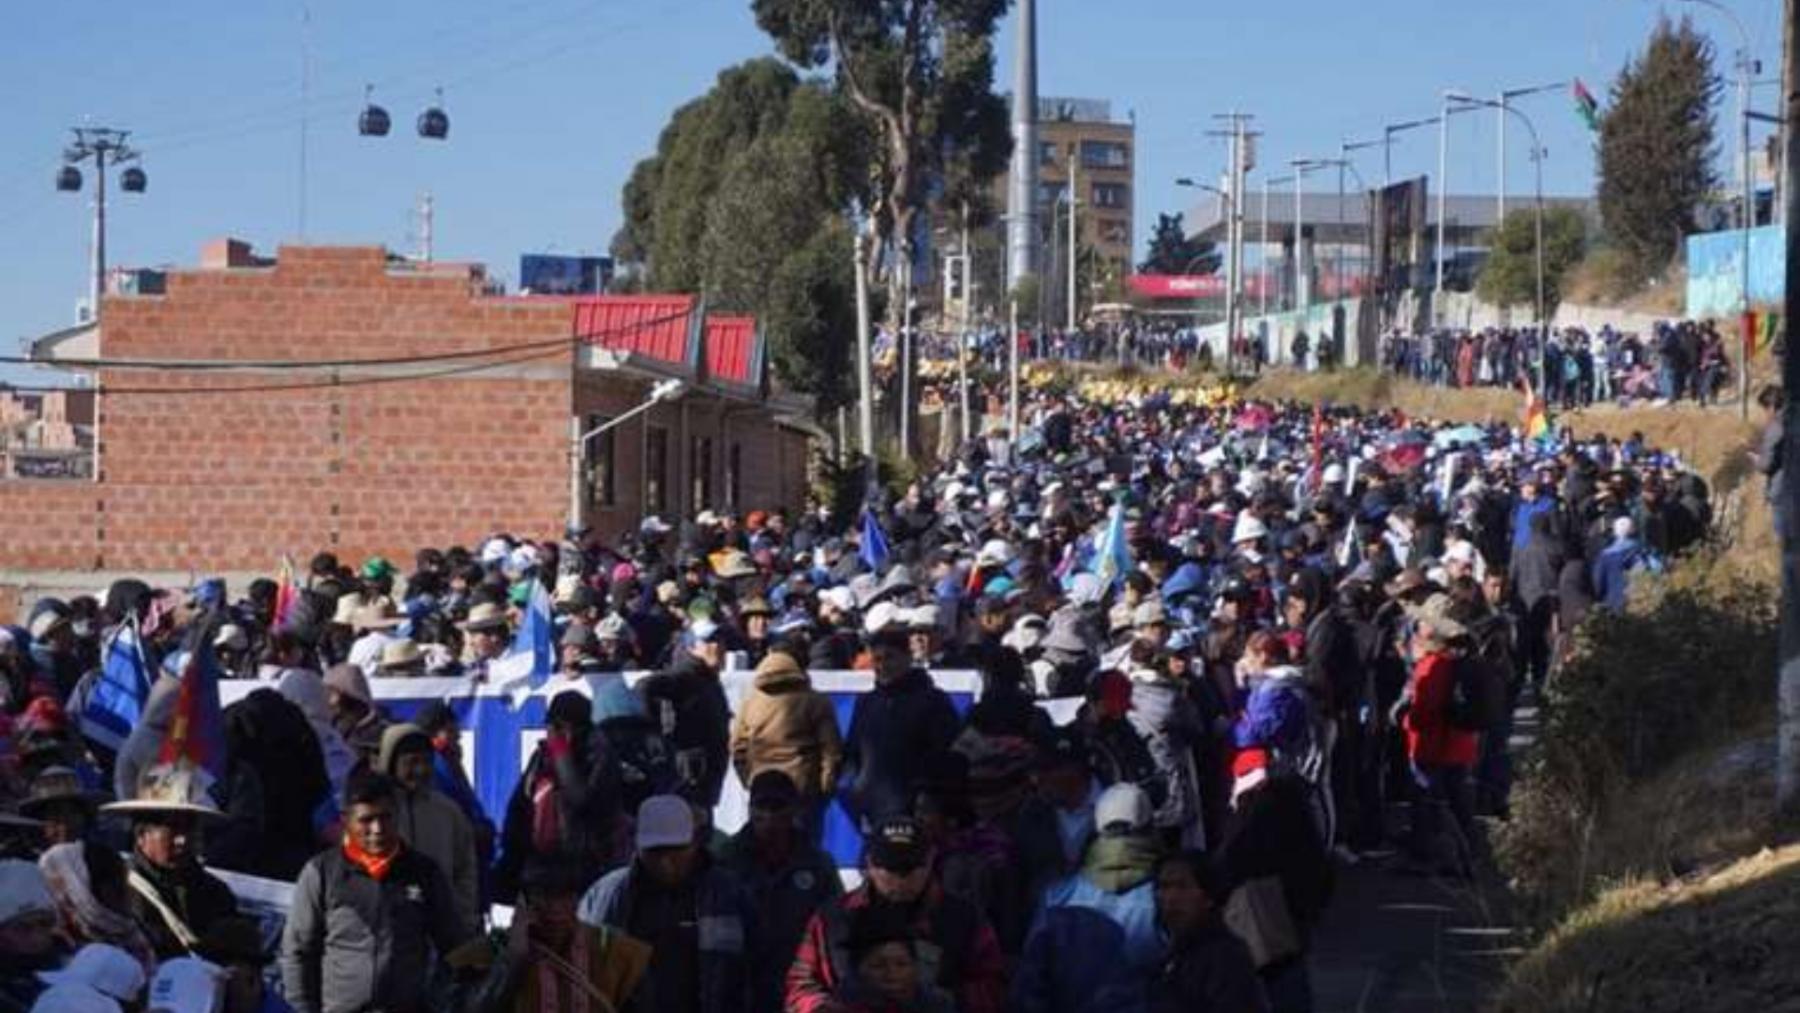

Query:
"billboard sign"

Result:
[[519, 254, 613, 295]]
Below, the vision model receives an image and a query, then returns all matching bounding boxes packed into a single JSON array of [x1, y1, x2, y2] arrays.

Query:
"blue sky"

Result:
[[0, 0, 1781, 383]]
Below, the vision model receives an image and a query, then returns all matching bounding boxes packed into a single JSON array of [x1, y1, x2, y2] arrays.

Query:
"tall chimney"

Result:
[[1005, 0, 1040, 290]]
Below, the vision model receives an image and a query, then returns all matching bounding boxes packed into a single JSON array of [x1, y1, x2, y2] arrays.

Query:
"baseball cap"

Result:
[[0, 859, 54, 927], [1094, 783, 1152, 836], [145, 957, 225, 1013], [636, 795, 697, 851], [865, 815, 929, 873], [40, 943, 146, 1003]]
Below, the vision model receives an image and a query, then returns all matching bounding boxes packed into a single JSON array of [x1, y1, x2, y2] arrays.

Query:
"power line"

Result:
[[0, 304, 693, 372], [0, 303, 699, 396]]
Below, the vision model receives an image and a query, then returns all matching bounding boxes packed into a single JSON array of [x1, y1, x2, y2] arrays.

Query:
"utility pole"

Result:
[[1435, 94, 1449, 326], [1210, 113, 1257, 375], [413, 192, 435, 263], [1777, 0, 1800, 821], [57, 128, 146, 322], [1067, 145, 1080, 333], [853, 218, 874, 463], [1008, 299, 1020, 443]]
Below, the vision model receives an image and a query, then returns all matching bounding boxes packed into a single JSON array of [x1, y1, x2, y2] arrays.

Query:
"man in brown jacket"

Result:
[[729, 648, 843, 817]]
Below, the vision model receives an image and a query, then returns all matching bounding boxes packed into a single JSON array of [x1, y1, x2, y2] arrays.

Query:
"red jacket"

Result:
[[785, 883, 1005, 1013], [1403, 653, 1480, 767]]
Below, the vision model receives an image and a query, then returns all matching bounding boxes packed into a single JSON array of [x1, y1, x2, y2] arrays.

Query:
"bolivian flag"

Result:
[[1522, 380, 1551, 442], [1573, 79, 1600, 131]]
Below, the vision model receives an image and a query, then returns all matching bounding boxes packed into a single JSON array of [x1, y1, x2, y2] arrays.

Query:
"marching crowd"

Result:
[[0, 375, 1714, 1013]]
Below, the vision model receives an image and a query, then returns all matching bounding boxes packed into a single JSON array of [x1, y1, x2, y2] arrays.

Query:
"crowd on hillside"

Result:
[[1379, 321, 1740, 407], [0, 373, 1720, 1013]]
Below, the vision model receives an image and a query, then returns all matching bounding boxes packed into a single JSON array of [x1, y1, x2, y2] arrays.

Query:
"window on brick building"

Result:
[[1091, 182, 1128, 209], [689, 436, 714, 513], [1080, 140, 1129, 169], [583, 414, 617, 508], [646, 426, 669, 517]]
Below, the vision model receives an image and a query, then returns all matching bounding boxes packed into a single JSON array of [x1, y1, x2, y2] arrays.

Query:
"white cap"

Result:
[[863, 601, 903, 636], [976, 539, 1014, 568], [1444, 542, 1477, 566], [636, 795, 697, 850], [0, 859, 54, 927], [819, 586, 857, 614], [1232, 513, 1268, 544], [1612, 516, 1635, 539], [1067, 573, 1105, 608], [1322, 462, 1346, 484], [40, 944, 146, 1003], [212, 624, 249, 652], [1094, 783, 1153, 835], [145, 958, 225, 1013]]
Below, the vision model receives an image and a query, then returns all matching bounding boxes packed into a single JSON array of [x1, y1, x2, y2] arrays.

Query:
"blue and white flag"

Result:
[[1090, 502, 1133, 589], [82, 619, 151, 752], [491, 580, 554, 696], [859, 507, 891, 574]]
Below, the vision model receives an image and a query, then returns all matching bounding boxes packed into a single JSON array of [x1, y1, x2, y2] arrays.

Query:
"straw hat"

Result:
[[350, 602, 403, 632], [378, 640, 425, 672], [100, 761, 225, 821], [458, 602, 509, 633]]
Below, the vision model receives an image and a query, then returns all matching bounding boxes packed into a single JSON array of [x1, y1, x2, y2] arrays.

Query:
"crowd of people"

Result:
[[1379, 321, 1738, 408], [0, 372, 1717, 1013]]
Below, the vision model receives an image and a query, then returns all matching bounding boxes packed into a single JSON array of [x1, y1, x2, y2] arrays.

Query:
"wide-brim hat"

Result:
[[712, 550, 758, 580], [378, 639, 425, 670], [458, 602, 509, 633], [100, 761, 226, 821], [351, 602, 404, 632], [737, 596, 775, 619], [19, 767, 111, 818]]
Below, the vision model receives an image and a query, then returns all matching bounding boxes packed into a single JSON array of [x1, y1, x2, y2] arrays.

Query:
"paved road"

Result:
[[1304, 702, 1540, 1012]]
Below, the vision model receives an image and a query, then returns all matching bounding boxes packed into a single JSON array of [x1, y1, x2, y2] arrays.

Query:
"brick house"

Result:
[[1, 239, 816, 588]]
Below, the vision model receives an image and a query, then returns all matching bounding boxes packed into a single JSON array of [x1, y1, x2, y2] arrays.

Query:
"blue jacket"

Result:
[[1511, 497, 1555, 551], [1012, 838, 1163, 1013], [1592, 537, 1659, 611]]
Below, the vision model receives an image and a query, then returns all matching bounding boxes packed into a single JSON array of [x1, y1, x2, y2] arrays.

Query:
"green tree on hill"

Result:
[[1596, 16, 1721, 278], [1476, 206, 1588, 317]]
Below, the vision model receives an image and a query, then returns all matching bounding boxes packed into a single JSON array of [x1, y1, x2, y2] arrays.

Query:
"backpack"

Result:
[[1447, 653, 1508, 732]]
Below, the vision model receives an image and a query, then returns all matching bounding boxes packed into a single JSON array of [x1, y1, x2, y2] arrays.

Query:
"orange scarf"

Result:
[[343, 835, 402, 882]]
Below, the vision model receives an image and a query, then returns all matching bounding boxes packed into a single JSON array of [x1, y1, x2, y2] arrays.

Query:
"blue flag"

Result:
[[82, 620, 150, 752], [859, 507, 891, 573], [490, 580, 555, 689], [1090, 502, 1133, 588]]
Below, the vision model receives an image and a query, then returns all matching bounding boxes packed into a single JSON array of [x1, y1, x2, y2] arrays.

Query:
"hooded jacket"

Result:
[[638, 652, 732, 807], [494, 719, 622, 902], [839, 668, 962, 827], [377, 725, 481, 931], [729, 651, 843, 799], [1012, 833, 1164, 1013]]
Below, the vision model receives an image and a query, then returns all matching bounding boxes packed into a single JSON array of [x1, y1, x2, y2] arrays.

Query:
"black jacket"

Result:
[[127, 853, 241, 961], [840, 668, 961, 827], [639, 654, 732, 806], [494, 729, 621, 901], [1149, 915, 1270, 1013]]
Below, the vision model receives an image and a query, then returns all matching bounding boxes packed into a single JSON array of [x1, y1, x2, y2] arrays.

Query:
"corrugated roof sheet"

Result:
[[571, 295, 698, 367], [703, 315, 758, 387]]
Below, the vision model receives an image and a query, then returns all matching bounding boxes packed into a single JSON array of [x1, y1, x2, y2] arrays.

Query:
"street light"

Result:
[[1495, 82, 1569, 220], [1290, 158, 1329, 313], [58, 127, 146, 322], [568, 378, 684, 530], [1261, 175, 1294, 317], [1448, 92, 1548, 384], [1380, 116, 1440, 187], [1435, 93, 1486, 324]]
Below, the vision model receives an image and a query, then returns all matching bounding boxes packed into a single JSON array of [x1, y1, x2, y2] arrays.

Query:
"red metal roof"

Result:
[[703, 315, 759, 387], [571, 295, 698, 367]]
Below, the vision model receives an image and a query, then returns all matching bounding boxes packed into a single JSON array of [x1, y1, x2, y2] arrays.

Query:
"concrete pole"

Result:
[[1261, 178, 1271, 318], [91, 154, 107, 320], [1497, 94, 1507, 223], [1068, 150, 1079, 334], [1006, 0, 1040, 283], [1435, 98, 1449, 327], [1224, 124, 1241, 366], [568, 415, 585, 532], [1776, 0, 1800, 821], [853, 222, 874, 461], [1294, 171, 1306, 312], [1742, 53, 1755, 419], [1008, 299, 1020, 441]]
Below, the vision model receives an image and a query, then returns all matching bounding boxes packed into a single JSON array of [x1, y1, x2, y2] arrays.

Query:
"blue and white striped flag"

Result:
[[1090, 501, 1133, 589], [491, 579, 555, 695], [81, 618, 151, 752]]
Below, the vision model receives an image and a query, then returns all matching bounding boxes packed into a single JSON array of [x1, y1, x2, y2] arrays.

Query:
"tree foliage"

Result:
[[1596, 16, 1720, 275], [751, 0, 1014, 308], [1138, 212, 1219, 275], [1476, 206, 1589, 315], [609, 58, 871, 411]]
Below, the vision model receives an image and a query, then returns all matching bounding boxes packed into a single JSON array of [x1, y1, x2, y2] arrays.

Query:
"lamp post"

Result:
[[1449, 92, 1548, 385], [1494, 82, 1569, 220], [57, 128, 146, 321], [1380, 116, 1440, 188], [1291, 159, 1328, 314], [1262, 175, 1293, 318], [569, 379, 684, 531], [1434, 94, 1484, 326], [1673, 0, 1755, 417]]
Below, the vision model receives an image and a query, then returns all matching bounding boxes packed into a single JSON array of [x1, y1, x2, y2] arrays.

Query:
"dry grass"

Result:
[[1493, 839, 1800, 1013]]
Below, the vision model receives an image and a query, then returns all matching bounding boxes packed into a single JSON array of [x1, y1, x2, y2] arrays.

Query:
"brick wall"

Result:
[[0, 246, 576, 573]]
